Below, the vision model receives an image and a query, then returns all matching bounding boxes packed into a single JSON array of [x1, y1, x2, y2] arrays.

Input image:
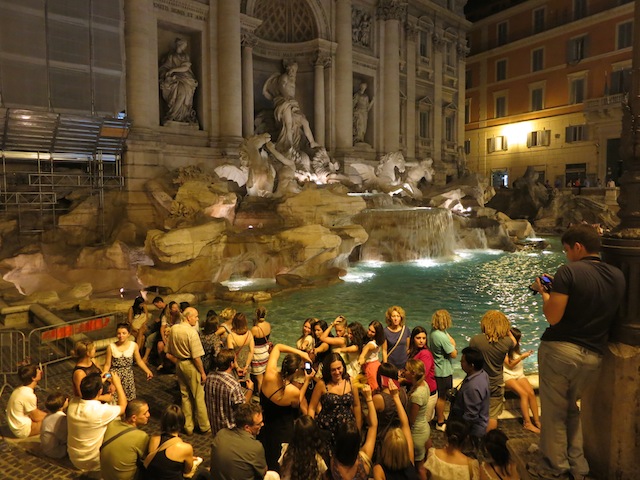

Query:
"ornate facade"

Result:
[[0, 0, 470, 227]]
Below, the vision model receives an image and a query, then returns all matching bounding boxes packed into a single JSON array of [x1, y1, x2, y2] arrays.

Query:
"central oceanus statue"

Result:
[[262, 61, 320, 153]]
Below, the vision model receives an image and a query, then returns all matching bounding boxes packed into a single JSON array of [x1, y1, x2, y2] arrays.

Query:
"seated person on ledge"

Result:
[[6, 363, 47, 438], [40, 392, 69, 459]]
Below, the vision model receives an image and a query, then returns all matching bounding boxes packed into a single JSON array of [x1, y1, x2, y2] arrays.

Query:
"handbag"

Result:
[[446, 383, 460, 406]]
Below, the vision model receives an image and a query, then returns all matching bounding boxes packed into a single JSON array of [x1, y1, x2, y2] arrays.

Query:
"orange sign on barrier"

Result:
[[40, 316, 114, 342]]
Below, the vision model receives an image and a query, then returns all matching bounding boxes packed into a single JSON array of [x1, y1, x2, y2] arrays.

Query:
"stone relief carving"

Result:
[[241, 32, 259, 49], [352, 8, 372, 48], [377, 0, 407, 21], [353, 82, 374, 145], [457, 42, 470, 57], [431, 33, 444, 51], [159, 38, 198, 125], [263, 61, 320, 153]]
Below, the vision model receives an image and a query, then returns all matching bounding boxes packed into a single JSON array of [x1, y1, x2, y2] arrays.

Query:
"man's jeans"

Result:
[[539, 341, 602, 477]]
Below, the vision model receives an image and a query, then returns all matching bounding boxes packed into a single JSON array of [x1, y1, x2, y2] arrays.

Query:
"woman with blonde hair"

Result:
[[215, 307, 237, 345], [71, 340, 113, 402], [383, 305, 412, 370], [469, 310, 516, 432], [428, 310, 457, 431], [372, 381, 418, 480], [251, 306, 271, 394]]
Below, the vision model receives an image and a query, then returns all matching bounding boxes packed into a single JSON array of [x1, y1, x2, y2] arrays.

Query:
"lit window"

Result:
[[487, 136, 508, 153], [527, 130, 551, 147], [566, 125, 588, 142], [570, 77, 585, 104]]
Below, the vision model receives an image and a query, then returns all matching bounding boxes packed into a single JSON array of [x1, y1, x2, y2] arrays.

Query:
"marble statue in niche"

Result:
[[353, 82, 373, 144], [263, 61, 320, 153], [159, 38, 198, 125]]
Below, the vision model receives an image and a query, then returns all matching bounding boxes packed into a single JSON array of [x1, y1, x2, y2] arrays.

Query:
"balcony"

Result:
[[584, 93, 625, 120]]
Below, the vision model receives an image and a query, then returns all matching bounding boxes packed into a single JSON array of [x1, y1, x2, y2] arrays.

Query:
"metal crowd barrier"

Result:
[[28, 311, 123, 389], [0, 330, 26, 399]]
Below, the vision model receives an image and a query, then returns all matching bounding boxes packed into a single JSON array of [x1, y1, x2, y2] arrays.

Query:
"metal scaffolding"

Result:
[[0, 108, 130, 238]]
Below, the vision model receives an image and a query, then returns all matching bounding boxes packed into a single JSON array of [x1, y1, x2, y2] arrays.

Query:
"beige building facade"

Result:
[[465, 0, 633, 188]]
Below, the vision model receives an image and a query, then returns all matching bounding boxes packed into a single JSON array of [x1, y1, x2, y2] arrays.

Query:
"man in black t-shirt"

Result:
[[529, 225, 625, 480]]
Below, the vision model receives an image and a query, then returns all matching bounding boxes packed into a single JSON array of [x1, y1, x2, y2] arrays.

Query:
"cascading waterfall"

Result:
[[355, 207, 457, 262]]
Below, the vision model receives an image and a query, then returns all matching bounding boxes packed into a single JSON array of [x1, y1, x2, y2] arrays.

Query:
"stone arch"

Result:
[[246, 0, 329, 41]]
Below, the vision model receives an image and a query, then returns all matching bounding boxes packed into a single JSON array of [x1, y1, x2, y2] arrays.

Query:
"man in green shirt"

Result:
[[100, 399, 151, 480]]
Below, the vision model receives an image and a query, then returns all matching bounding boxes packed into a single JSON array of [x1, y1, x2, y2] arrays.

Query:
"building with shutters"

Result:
[[464, 0, 633, 188]]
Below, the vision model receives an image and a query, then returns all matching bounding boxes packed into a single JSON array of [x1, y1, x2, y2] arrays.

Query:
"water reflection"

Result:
[[207, 237, 565, 377]]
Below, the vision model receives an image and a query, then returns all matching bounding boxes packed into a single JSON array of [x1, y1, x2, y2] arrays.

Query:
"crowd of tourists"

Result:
[[4, 224, 625, 480]]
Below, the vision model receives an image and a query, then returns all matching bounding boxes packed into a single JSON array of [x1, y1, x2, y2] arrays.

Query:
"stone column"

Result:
[[217, 0, 242, 143], [335, 0, 353, 153], [378, 1, 406, 153], [582, 2, 640, 478], [124, 0, 158, 131], [432, 30, 444, 165], [314, 52, 331, 146], [241, 32, 258, 137], [457, 41, 470, 174], [405, 24, 418, 160]]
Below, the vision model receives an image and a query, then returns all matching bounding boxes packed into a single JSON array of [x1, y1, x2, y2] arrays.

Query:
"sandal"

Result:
[[524, 422, 541, 434]]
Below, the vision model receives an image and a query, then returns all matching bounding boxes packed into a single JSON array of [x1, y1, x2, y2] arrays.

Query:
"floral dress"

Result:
[[110, 341, 136, 400], [316, 381, 355, 449], [200, 332, 222, 373]]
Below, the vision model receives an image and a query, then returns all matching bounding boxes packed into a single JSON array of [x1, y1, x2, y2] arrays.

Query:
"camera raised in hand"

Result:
[[529, 275, 552, 295]]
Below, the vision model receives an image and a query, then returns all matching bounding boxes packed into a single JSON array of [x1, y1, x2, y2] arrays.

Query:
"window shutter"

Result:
[[527, 132, 533, 148], [487, 138, 495, 153], [542, 130, 551, 146], [583, 35, 589, 59]]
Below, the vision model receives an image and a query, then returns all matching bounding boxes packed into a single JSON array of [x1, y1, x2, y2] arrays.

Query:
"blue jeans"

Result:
[[538, 341, 602, 477]]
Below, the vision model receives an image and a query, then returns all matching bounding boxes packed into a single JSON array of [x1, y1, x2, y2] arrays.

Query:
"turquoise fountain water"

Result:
[[213, 237, 565, 377]]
